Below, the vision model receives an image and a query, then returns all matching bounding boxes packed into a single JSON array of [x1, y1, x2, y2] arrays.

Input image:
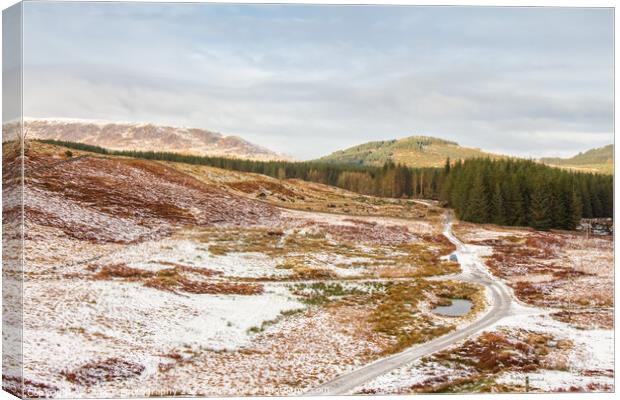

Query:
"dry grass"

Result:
[[94, 264, 157, 280], [455, 224, 613, 309], [93, 263, 262, 295], [441, 331, 554, 373], [167, 161, 440, 221], [554, 383, 615, 393], [144, 273, 263, 295], [2, 375, 59, 399], [550, 310, 614, 330], [61, 358, 145, 386], [368, 280, 483, 354], [228, 180, 301, 200], [288, 267, 338, 280], [398, 328, 574, 394], [188, 226, 460, 280], [22, 144, 279, 243], [289, 282, 379, 306]]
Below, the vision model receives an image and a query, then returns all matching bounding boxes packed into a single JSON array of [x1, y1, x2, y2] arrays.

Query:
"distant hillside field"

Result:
[[318, 136, 503, 168], [540, 145, 613, 174]]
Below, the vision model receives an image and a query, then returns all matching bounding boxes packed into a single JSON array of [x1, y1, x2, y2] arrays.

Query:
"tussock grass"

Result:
[[369, 282, 454, 354], [367, 280, 485, 355], [289, 282, 375, 306], [407, 328, 575, 393], [62, 358, 145, 386], [93, 263, 262, 295], [247, 308, 305, 334]]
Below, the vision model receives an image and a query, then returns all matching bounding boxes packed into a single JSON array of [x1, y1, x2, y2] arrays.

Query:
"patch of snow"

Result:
[[283, 208, 433, 235], [23, 279, 304, 395], [458, 226, 529, 242], [354, 360, 475, 394], [97, 238, 290, 278], [487, 311, 614, 373]]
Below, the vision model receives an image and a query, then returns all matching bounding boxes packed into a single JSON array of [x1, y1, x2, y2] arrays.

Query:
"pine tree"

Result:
[[491, 182, 505, 225], [529, 178, 552, 230], [504, 175, 525, 226], [547, 178, 565, 229], [567, 188, 583, 229], [465, 174, 489, 223], [580, 179, 593, 218], [591, 192, 603, 217]]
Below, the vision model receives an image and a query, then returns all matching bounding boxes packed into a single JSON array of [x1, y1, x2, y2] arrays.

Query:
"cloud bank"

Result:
[[22, 3, 613, 159]]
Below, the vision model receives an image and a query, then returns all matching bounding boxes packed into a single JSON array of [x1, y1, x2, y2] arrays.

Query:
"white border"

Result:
[[0, 2, 616, 400]]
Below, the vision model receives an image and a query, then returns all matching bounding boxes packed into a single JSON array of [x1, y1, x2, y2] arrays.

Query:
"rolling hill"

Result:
[[540, 144, 613, 174], [319, 135, 613, 174], [23, 118, 288, 161], [318, 136, 502, 168]]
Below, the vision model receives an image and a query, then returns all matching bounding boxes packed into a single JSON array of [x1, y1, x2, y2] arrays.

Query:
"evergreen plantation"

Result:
[[441, 158, 612, 230], [38, 139, 612, 231]]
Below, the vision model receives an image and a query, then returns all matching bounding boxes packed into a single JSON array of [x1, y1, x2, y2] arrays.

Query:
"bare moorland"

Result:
[[2, 141, 613, 397]]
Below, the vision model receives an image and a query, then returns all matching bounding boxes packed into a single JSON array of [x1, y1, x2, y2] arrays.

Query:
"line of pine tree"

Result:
[[441, 158, 612, 230], [38, 140, 612, 230]]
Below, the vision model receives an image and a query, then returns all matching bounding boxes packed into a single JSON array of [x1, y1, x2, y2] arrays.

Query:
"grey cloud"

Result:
[[20, 4, 613, 160]]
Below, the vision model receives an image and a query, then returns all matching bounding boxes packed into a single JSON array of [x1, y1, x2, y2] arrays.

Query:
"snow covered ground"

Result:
[[23, 278, 304, 396], [355, 225, 614, 395], [16, 193, 460, 397], [95, 236, 291, 278], [11, 144, 612, 397]]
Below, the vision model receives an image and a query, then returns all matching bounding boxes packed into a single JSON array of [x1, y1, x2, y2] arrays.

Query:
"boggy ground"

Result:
[[356, 221, 613, 394], [7, 142, 484, 398]]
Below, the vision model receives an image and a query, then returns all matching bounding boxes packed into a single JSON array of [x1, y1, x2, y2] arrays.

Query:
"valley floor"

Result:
[[2, 142, 614, 397]]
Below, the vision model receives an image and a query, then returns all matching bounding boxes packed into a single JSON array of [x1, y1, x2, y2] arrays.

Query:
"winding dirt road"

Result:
[[306, 212, 513, 395]]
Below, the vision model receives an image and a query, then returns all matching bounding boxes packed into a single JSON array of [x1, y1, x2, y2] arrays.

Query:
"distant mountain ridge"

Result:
[[24, 119, 289, 161], [318, 135, 502, 168], [540, 144, 613, 174]]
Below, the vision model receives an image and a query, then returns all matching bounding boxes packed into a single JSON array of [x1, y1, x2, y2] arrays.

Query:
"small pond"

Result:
[[432, 298, 472, 317]]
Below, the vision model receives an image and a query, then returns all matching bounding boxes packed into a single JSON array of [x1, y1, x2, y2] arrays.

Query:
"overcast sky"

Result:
[[21, 2, 613, 160]]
